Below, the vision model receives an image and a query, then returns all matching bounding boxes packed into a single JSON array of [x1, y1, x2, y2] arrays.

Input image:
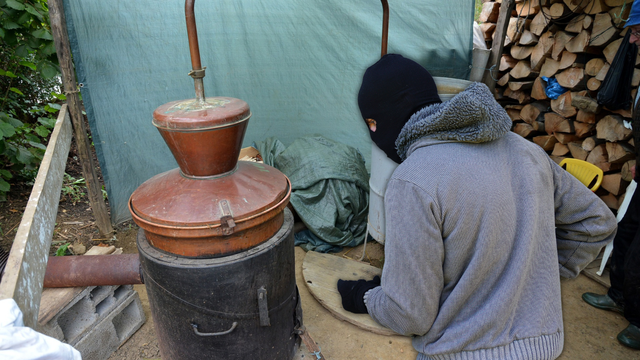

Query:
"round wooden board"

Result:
[[302, 250, 397, 336]]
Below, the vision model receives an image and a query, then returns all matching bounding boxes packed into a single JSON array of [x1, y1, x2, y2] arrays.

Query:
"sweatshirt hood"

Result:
[[395, 82, 512, 161]]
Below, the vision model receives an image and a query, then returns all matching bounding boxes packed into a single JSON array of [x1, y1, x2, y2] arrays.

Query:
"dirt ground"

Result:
[[0, 141, 639, 359]]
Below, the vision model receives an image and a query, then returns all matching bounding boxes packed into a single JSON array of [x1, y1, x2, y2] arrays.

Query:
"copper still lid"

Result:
[[152, 97, 250, 131], [129, 161, 291, 258]]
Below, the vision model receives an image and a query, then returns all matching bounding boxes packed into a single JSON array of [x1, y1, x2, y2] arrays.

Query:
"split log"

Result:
[[587, 77, 601, 91], [504, 87, 532, 104], [555, 132, 581, 144], [516, 0, 541, 16], [533, 120, 546, 132], [564, 29, 591, 53], [603, 38, 622, 64], [552, 142, 570, 156], [519, 30, 540, 45], [599, 193, 620, 210], [552, 31, 575, 60], [585, 58, 605, 76], [596, 114, 633, 142], [571, 94, 600, 113], [565, 14, 592, 33], [608, 106, 633, 119], [633, 68, 640, 87], [530, 7, 551, 35], [497, 72, 511, 87], [532, 77, 549, 100], [511, 45, 535, 60], [586, 143, 608, 165], [590, 12, 618, 46], [510, 60, 539, 79], [520, 102, 549, 124], [574, 121, 596, 137], [500, 54, 519, 71], [509, 81, 534, 91], [584, 0, 611, 15], [514, 123, 536, 137], [506, 105, 524, 121], [559, 51, 584, 70], [606, 141, 635, 164], [533, 135, 559, 151], [480, 2, 501, 23], [621, 160, 636, 182], [568, 141, 590, 160], [556, 67, 586, 89], [577, 109, 598, 123], [582, 136, 605, 151], [540, 58, 560, 77], [479, 23, 497, 41], [507, 17, 531, 44], [562, 0, 585, 14], [602, 173, 628, 196], [595, 62, 610, 81], [610, 5, 632, 28], [545, 112, 574, 134], [551, 91, 577, 118], [550, 3, 569, 18], [531, 31, 556, 70]]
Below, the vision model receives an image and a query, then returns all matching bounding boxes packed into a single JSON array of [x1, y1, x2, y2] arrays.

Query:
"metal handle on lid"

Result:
[[191, 322, 238, 337]]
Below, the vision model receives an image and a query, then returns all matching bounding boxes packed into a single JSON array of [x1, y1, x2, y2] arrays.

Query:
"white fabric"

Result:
[[0, 299, 82, 360]]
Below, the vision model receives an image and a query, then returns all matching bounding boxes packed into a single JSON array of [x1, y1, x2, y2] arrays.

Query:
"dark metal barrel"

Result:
[[138, 209, 300, 360]]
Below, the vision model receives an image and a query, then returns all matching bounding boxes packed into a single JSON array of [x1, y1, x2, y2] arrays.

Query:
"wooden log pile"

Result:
[[478, 0, 636, 210]]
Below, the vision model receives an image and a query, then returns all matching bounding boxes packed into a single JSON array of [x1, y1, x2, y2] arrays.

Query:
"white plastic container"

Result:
[[367, 77, 472, 244]]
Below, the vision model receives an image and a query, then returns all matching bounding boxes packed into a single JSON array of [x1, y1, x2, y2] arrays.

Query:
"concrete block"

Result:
[[73, 291, 145, 360]]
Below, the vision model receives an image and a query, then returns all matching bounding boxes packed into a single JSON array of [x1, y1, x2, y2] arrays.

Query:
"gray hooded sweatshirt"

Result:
[[365, 82, 617, 360]]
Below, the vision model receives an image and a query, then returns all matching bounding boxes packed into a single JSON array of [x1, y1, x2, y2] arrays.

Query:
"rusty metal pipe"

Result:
[[185, 0, 206, 103], [43, 254, 143, 288], [381, 0, 389, 57]]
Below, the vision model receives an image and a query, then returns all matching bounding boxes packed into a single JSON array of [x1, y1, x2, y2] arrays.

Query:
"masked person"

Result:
[[582, 0, 640, 350], [337, 54, 617, 360]]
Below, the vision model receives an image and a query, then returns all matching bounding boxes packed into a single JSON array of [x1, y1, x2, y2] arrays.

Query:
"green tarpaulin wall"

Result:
[[63, 0, 474, 224]]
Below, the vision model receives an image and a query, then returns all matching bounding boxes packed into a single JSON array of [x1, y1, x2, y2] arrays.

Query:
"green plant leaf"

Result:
[[0, 178, 9, 192], [51, 92, 66, 100], [55, 243, 70, 256], [0, 122, 16, 137], [31, 28, 53, 40], [4, 71, 17, 78], [6, 0, 25, 10], [3, 21, 20, 30], [37, 61, 58, 79], [17, 10, 31, 24], [38, 117, 56, 128], [15, 44, 29, 58], [25, 4, 43, 19], [27, 36, 42, 49], [46, 103, 61, 110], [19, 61, 37, 70], [0, 169, 13, 179], [34, 126, 50, 137], [25, 133, 40, 143], [0, 28, 5, 39], [9, 87, 24, 96], [41, 41, 56, 56], [16, 147, 34, 164]]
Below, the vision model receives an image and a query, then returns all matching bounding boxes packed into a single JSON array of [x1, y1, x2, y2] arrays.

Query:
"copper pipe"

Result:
[[185, 0, 206, 103], [381, 0, 389, 57], [43, 254, 143, 288]]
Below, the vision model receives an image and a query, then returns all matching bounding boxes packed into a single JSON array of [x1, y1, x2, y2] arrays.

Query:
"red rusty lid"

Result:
[[152, 97, 251, 131], [128, 161, 291, 257]]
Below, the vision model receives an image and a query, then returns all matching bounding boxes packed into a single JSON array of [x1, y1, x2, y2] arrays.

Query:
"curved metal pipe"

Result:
[[185, 0, 206, 103], [381, 0, 389, 57], [43, 254, 143, 288]]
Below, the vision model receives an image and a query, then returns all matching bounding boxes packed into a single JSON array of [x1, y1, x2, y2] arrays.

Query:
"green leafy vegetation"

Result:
[[475, 0, 483, 22], [1, 0, 62, 200]]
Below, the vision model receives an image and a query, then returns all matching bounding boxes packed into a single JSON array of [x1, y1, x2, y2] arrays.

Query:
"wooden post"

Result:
[[482, 0, 517, 93], [48, 0, 113, 236]]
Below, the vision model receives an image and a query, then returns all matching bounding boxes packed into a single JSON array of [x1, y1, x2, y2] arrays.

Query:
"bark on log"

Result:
[[571, 94, 601, 113]]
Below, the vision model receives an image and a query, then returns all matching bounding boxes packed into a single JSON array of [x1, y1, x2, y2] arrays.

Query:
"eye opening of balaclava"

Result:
[[357, 54, 441, 163]]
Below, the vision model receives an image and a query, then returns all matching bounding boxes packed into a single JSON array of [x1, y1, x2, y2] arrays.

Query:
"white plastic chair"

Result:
[[597, 180, 637, 276]]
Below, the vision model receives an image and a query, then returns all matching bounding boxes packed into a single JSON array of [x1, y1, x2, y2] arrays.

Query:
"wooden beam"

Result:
[[48, 0, 113, 236], [0, 105, 72, 329], [483, 0, 517, 92]]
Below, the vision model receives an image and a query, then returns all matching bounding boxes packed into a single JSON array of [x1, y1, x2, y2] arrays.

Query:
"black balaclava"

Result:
[[357, 54, 441, 163]]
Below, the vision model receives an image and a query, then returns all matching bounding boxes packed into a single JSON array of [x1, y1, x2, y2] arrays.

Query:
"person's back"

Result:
[[339, 54, 618, 360]]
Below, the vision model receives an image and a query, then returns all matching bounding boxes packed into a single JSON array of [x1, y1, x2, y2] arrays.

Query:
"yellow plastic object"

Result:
[[559, 158, 604, 192]]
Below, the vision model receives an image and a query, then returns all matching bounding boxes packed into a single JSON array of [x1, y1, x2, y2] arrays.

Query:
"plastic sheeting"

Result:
[[63, 0, 474, 224], [256, 135, 369, 252]]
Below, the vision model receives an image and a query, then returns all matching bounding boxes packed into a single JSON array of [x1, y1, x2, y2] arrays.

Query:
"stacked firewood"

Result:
[[478, 0, 636, 210]]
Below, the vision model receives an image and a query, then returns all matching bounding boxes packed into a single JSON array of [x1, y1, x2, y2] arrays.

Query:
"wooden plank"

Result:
[[0, 105, 73, 329], [49, 0, 113, 236], [483, 0, 517, 92], [302, 251, 396, 336], [37, 246, 119, 326]]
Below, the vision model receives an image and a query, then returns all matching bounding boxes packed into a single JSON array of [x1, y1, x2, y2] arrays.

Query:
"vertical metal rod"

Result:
[[185, 0, 206, 103], [381, 0, 389, 57]]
